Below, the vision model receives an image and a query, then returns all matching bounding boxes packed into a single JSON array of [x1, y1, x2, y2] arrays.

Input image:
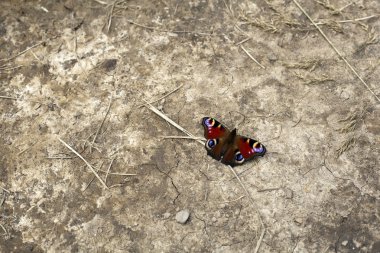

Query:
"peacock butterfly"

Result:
[[201, 117, 266, 166]]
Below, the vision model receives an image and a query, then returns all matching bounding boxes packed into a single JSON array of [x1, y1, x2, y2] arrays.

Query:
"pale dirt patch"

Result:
[[1, 0, 379, 252]]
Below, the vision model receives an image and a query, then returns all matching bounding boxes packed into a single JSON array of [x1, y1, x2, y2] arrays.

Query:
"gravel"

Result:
[[175, 209, 190, 224]]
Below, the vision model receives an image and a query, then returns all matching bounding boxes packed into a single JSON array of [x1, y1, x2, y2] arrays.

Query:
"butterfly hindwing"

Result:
[[237, 136, 266, 160], [221, 136, 266, 166], [201, 117, 230, 160]]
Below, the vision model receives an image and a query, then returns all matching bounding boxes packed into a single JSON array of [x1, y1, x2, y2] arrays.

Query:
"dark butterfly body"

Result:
[[201, 117, 266, 166]]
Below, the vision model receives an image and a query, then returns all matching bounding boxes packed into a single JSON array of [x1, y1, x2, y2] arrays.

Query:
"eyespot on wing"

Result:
[[234, 151, 245, 164], [238, 137, 266, 159], [201, 117, 228, 139], [205, 139, 218, 150]]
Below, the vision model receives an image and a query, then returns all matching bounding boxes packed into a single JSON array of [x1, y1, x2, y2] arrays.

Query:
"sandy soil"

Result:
[[0, 0, 379, 252]]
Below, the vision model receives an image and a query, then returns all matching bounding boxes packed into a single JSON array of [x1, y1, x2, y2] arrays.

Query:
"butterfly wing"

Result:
[[222, 136, 266, 166], [201, 117, 231, 160], [238, 136, 266, 159]]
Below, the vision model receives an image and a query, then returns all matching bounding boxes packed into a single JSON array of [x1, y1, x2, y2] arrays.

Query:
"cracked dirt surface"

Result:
[[0, 0, 379, 252]]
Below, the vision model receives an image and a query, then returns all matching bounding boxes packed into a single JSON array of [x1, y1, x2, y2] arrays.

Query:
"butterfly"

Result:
[[201, 117, 266, 166]]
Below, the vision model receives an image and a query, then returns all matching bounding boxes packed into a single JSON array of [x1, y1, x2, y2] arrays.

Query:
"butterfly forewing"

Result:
[[201, 117, 231, 160], [201, 117, 230, 139]]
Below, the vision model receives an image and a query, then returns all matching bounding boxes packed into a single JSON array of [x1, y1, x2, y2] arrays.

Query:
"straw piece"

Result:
[[240, 45, 266, 69], [0, 41, 44, 63], [143, 100, 204, 145], [58, 138, 108, 189], [0, 96, 18, 100]]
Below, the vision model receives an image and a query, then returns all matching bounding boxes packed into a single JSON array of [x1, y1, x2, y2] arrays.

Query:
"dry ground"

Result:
[[0, 0, 379, 252]]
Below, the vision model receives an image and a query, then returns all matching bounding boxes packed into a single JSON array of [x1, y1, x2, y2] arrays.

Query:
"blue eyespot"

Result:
[[235, 152, 244, 163], [254, 144, 264, 154], [203, 117, 214, 127], [206, 139, 217, 150]]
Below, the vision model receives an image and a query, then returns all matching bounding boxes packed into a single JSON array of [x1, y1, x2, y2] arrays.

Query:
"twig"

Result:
[[80, 161, 104, 190], [0, 65, 23, 71], [0, 192, 5, 207], [292, 117, 302, 127], [159, 135, 206, 141], [235, 37, 251, 46], [228, 165, 265, 253], [338, 14, 379, 23], [90, 96, 113, 152], [292, 0, 380, 103], [29, 49, 42, 62], [17, 141, 38, 156], [83, 172, 97, 191], [0, 223, 8, 237], [106, 1, 117, 33], [143, 100, 204, 145], [104, 158, 115, 184], [0, 96, 18, 100], [40, 6, 49, 13], [138, 83, 184, 108], [109, 183, 125, 188], [338, 2, 353, 12], [223, 0, 234, 17], [98, 170, 136, 176], [255, 225, 265, 253], [257, 187, 281, 192], [0, 41, 44, 63], [46, 156, 74, 159], [93, 0, 108, 4], [126, 19, 213, 36], [0, 185, 10, 194], [315, 14, 379, 25], [58, 137, 108, 189], [126, 19, 157, 31], [222, 195, 245, 203], [240, 45, 266, 69]]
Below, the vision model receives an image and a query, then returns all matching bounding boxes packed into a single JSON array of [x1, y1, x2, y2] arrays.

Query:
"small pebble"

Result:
[[176, 209, 190, 224], [268, 53, 278, 62], [294, 218, 303, 225], [353, 239, 361, 248], [341, 240, 348, 246], [163, 212, 171, 219]]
